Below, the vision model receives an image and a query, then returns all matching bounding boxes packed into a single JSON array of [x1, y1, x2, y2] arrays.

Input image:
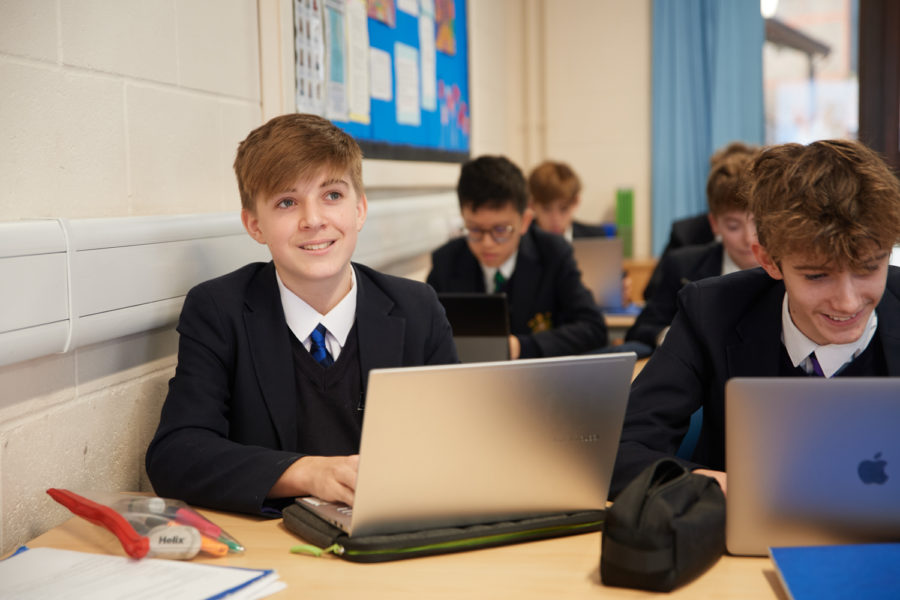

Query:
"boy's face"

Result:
[[461, 204, 533, 269], [754, 244, 891, 346], [709, 210, 758, 270], [241, 168, 367, 300], [532, 197, 577, 235]]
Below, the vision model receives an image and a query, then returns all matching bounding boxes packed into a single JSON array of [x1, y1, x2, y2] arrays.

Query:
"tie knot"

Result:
[[309, 324, 334, 367], [809, 352, 825, 377], [311, 323, 327, 345], [493, 271, 507, 293]]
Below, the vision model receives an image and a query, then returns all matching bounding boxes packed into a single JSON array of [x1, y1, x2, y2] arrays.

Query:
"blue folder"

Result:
[[770, 544, 900, 600]]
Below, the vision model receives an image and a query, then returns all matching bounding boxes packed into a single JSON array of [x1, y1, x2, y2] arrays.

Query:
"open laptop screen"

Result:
[[437, 292, 510, 362], [726, 377, 900, 555], [572, 237, 624, 311], [301, 352, 636, 537]]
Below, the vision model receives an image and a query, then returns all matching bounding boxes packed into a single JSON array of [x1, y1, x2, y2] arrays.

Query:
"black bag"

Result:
[[283, 501, 604, 563], [600, 458, 725, 591]]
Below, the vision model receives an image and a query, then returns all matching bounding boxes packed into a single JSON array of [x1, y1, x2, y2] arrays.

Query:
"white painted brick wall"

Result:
[[0, 0, 263, 554]]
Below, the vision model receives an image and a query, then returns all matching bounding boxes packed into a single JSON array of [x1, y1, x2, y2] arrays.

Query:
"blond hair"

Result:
[[233, 113, 363, 211]]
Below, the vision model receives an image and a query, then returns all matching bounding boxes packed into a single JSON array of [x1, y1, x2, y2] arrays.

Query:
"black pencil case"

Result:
[[283, 502, 605, 563]]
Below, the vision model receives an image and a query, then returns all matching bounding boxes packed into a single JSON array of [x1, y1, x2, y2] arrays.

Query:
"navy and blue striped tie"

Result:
[[309, 324, 334, 367]]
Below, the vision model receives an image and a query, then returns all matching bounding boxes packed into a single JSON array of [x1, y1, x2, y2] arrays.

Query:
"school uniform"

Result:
[[426, 226, 609, 358], [666, 213, 715, 250], [625, 242, 723, 348], [611, 266, 900, 497], [643, 213, 715, 299], [146, 261, 458, 515]]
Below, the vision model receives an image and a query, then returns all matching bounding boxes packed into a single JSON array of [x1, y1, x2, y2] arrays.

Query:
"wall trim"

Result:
[[0, 191, 459, 368]]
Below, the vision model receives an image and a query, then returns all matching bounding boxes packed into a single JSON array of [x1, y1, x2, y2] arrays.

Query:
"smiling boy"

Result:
[[146, 114, 457, 515], [426, 155, 608, 359], [611, 139, 900, 497]]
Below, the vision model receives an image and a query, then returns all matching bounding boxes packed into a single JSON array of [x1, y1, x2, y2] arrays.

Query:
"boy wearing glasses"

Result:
[[147, 114, 458, 516], [427, 155, 608, 359], [611, 139, 900, 497]]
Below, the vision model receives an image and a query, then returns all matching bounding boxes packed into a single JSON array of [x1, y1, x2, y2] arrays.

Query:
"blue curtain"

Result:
[[651, 0, 765, 255]]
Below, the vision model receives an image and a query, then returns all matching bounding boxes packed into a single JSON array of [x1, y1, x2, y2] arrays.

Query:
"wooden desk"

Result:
[[633, 357, 648, 379], [604, 312, 637, 344], [24, 508, 784, 599]]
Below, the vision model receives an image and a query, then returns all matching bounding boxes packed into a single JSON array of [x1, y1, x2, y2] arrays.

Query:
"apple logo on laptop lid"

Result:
[[858, 452, 888, 485]]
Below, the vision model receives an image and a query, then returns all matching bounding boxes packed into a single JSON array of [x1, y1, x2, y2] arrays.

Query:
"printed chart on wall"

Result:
[[294, 0, 469, 162]]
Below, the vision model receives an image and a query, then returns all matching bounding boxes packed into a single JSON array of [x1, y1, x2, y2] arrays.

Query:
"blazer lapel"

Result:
[[355, 266, 405, 400], [507, 229, 541, 328], [726, 281, 785, 377], [243, 263, 298, 450], [453, 248, 486, 293], [692, 244, 723, 281]]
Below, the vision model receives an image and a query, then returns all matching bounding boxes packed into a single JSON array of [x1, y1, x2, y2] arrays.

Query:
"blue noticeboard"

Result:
[[297, 0, 470, 162]]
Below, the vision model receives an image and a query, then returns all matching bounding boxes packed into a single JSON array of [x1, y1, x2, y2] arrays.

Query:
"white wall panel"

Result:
[[0, 193, 458, 368], [0, 220, 69, 364], [355, 192, 460, 267], [72, 237, 265, 316], [0, 254, 68, 332]]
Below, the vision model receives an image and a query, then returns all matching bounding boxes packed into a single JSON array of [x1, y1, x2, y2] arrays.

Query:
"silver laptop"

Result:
[[572, 237, 624, 310], [437, 292, 510, 362], [295, 352, 636, 537], [726, 377, 900, 556]]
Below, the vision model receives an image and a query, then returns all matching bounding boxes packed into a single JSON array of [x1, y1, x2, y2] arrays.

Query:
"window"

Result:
[[762, 0, 859, 144]]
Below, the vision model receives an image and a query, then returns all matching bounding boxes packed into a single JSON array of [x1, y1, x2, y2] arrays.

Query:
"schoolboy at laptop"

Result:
[[611, 139, 900, 497], [146, 114, 458, 515], [427, 155, 608, 359], [528, 159, 633, 306], [625, 145, 759, 350], [643, 141, 756, 300], [527, 160, 615, 241]]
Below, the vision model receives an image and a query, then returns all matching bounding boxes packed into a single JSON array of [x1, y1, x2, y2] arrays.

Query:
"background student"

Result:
[[625, 145, 758, 349], [146, 114, 458, 516], [644, 141, 756, 300], [527, 160, 616, 241], [611, 139, 900, 497], [528, 160, 633, 306], [427, 155, 609, 359]]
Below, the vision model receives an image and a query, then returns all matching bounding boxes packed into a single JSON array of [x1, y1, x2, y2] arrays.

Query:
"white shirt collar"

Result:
[[563, 225, 574, 244], [276, 266, 358, 359], [482, 251, 518, 293], [781, 292, 878, 378], [721, 249, 741, 276]]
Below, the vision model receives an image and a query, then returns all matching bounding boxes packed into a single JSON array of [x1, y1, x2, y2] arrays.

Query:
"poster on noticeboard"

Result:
[[294, 0, 470, 162]]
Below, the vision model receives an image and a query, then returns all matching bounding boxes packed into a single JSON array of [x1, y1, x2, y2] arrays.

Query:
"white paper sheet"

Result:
[[394, 42, 421, 126], [0, 547, 285, 600]]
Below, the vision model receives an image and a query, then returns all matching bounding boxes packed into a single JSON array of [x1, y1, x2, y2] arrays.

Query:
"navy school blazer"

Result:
[[426, 226, 609, 358], [612, 266, 900, 497], [626, 242, 724, 348], [146, 261, 458, 515]]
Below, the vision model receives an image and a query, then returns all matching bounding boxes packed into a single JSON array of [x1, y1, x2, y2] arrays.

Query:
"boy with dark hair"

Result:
[[427, 155, 608, 359], [626, 147, 758, 349], [146, 113, 458, 515], [527, 160, 615, 240], [612, 139, 900, 496]]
